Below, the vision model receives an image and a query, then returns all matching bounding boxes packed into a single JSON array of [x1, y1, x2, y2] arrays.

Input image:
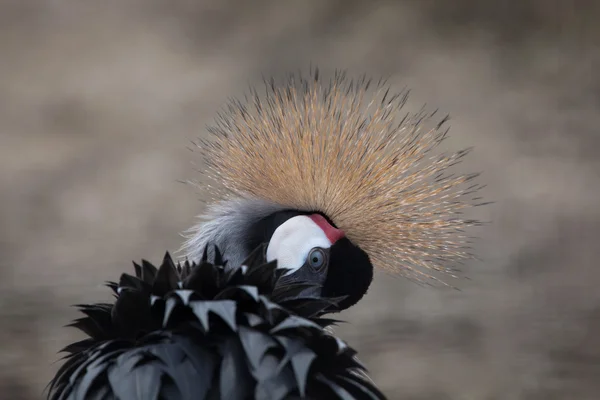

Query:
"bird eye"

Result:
[[307, 248, 326, 271]]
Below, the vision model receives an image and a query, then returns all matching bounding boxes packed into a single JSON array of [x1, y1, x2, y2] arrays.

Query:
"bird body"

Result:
[[47, 246, 385, 400]]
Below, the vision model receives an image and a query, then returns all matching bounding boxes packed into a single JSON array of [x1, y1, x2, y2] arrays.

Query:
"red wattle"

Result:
[[308, 214, 345, 244]]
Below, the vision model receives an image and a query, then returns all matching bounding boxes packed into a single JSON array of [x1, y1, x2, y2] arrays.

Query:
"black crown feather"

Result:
[[47, 244, 386, 400]]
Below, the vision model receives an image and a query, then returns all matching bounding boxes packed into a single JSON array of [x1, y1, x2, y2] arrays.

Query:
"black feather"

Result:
[[47, 244, 386, 400]]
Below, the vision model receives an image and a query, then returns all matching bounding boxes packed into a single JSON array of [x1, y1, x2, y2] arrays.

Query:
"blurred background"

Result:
[[1, 0, 599, 398]]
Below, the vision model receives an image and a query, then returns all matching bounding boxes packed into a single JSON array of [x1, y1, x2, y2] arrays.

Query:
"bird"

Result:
[[46, 244, 387, 400], [181, 69, 485, 312], [47, 69, 485, 400]]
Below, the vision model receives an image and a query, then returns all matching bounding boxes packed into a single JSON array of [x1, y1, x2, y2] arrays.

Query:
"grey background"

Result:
[[1, 1, 599, 398]]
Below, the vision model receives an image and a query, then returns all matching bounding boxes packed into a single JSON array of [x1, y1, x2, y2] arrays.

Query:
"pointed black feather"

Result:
[[201, 244, 209, 263], [151, 257, 179, 297], [106, 282, 119, 296], [240, 242, 267, 268], [111, 289, 151, 340], [290, 348, 317, 397], [254, 366, 296, 400], [182, 261, 219, 297], [47, 243, 386, 399], [311, 318, 344, 329], [278, 297, 343, 319], [219, 337, 253, 400], [245, 261, 279, 294], [118, 273, 146, 292], [108, 360, 162, 400], [212, 244, 224, 266], [180, 260, 192, 280], [133, 262, 142, 279], [271, 315, 322, 334], [189, 300, 237, 331], [237, 326, 278, 369], [66, 318, 107, 340], [172, 335, 218, 392], [214, 284, 259, 303], [333, 375, 387, 400], [71, 351, 119, 399], [61, 339, 99, 355], [140, 260, 157, 284], [315, 374, 355, 400], [271, 282, 320, 302]]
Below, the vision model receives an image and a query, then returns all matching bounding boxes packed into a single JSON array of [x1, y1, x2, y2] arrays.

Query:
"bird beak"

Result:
[[296, 285, 323, 298], [277, 273, 324, 298]]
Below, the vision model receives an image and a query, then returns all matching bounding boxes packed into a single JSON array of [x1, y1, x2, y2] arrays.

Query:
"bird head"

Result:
[[181, 69, 485, 312], [261, 212, 372, 310]]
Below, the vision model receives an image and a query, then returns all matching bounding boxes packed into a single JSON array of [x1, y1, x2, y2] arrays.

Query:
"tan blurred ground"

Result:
[[1, 1, 599, 399]]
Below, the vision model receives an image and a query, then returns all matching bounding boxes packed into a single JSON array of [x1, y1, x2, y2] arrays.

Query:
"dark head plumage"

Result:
[[47, 244, 386, 400], [324, 237, 373, 310]]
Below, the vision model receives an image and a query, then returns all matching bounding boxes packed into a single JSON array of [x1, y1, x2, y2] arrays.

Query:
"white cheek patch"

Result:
[[266, 216, 331, 276]]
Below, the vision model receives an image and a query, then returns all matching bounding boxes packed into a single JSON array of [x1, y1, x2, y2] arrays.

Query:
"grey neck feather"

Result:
[[179, 197, 288, 269]]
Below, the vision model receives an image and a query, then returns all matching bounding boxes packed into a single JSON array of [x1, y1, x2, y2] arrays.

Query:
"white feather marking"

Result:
[[175, 289, 194, 305], [335, 337, 347, 353], [266, 215, 331, 275]]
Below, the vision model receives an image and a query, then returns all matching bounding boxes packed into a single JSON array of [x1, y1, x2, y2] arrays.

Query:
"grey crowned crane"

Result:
[[47, 70, 485, 399]]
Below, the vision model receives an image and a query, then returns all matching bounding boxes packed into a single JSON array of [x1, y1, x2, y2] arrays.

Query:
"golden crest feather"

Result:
[[191, 70, 485, 285]]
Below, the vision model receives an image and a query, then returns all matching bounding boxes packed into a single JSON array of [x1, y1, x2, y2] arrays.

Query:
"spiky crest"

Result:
[[184, 69, 486, 284]]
